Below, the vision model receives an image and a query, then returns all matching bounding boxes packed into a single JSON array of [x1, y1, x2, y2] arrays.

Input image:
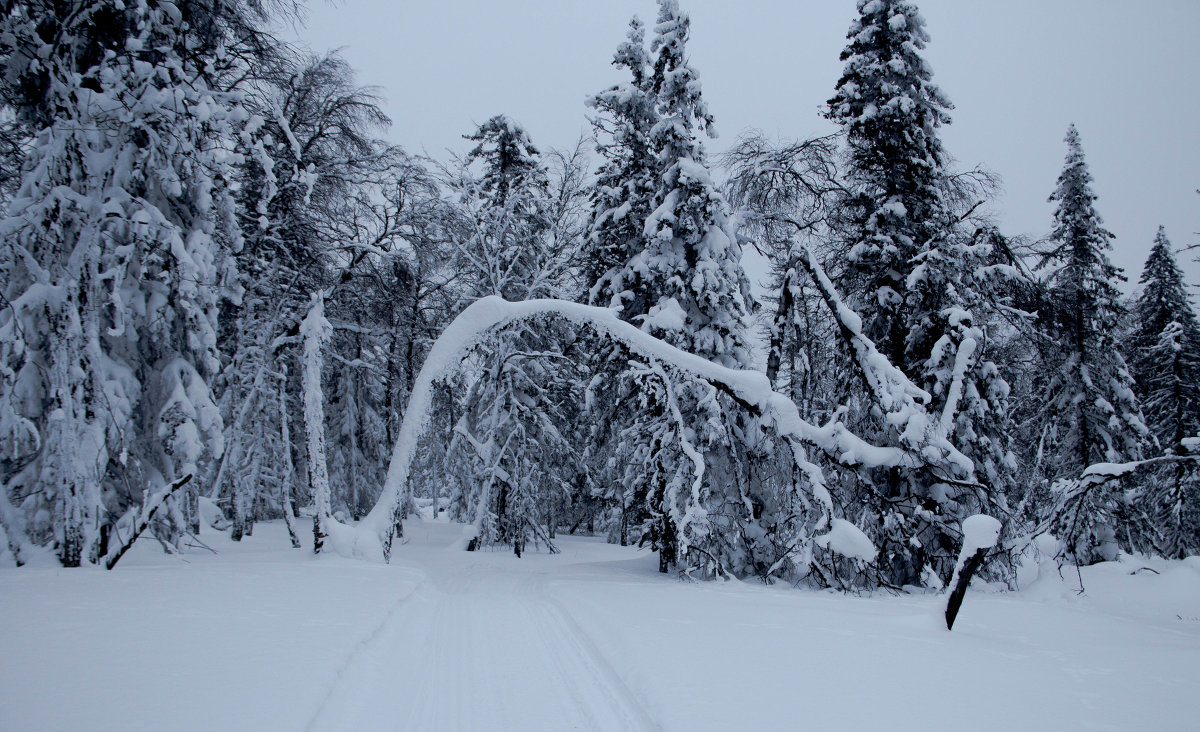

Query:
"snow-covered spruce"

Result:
[[819, 0, 1015, 586], [585, 15, 659, 308], [1033, 125, 1150, 563], [581, 0, 770, 577], [1127, 227, 1200, 558]]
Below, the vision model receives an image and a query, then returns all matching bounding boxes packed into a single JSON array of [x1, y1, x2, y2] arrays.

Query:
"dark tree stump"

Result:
[[944, 547, 988, 630]]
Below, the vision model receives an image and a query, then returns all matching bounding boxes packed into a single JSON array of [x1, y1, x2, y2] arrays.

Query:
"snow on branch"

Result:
[[1012, 452, 1200, 552], [794, 244, 975, 481], [327, 296, 917, 562], [104, 474, 193, 570]]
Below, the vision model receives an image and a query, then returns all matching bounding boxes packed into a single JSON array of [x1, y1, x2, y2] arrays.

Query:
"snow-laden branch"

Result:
[[1011, 452, 1200, 552], [795, 244, 974, 480], [104, 474, 193, 570], [326, 296, 915, 561]]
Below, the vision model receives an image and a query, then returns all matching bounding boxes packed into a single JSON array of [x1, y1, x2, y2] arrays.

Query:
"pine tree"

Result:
[[1037, 124, 1149, 563], [1130, 227, 1200, 557]]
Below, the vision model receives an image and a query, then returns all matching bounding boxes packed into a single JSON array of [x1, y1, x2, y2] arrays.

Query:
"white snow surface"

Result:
[[3, 518, 1199, 731]]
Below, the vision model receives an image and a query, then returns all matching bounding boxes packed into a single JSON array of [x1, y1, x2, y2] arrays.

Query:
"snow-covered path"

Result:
[[3, 519, 1200, 731], [308, 521, 659, 731]]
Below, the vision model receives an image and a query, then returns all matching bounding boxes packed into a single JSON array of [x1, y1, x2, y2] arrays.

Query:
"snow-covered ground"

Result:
[[2, 519, 1198, 731]]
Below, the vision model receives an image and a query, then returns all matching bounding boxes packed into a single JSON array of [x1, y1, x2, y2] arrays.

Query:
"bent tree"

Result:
[[322, 295, 983, 586]]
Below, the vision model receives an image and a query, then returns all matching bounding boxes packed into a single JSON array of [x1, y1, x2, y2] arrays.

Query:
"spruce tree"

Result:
[[594, 0, 774, 577], [614, 0, 754, 368], [1130, 227, 1200, 557], [1037, 124, 1149, 563], [821, 0, 1014, 586], [825, 0, 953, 367], [585, 16, 659, 307], [580, 15, 661, 548]]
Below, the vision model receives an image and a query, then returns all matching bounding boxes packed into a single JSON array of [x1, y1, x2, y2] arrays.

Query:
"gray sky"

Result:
[[288, 0, 1200, 293]]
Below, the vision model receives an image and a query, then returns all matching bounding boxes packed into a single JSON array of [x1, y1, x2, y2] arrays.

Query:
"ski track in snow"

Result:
[[305, 567, 429, 731], [6, 520, 1199, 731], [307, 523, 660, 732]]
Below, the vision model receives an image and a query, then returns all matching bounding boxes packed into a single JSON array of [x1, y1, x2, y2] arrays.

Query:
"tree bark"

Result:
[[944, 547, 988, 630]]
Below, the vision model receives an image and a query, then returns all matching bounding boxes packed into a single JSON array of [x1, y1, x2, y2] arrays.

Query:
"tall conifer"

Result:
[[1130, 227, 1200, 557], [1038, 125, 1149, 562]]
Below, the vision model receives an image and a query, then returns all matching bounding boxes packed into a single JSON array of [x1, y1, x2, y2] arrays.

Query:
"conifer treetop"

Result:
[[826, 0, 953, 191], [1049, 124, 1115, 255], [464, 115, 548, 207], [651, 0, 715, 141], [1137, 226, 1194, 323], [613, 16, 650, 86]]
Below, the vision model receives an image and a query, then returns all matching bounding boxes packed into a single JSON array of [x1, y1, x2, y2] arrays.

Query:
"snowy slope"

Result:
[[2, 520, 1198, 731]]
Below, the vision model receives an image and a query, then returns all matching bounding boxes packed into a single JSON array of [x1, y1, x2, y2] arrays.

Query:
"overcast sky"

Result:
[[286, 0, 1200, 293]]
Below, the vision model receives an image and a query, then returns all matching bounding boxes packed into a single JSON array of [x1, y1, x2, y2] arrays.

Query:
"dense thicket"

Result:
[[0, 0, 1194, 578]]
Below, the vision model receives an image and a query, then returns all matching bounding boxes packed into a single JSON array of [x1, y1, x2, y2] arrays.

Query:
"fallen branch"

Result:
[[1008, 453, 1200, 555], [104, 474, 193, 570]]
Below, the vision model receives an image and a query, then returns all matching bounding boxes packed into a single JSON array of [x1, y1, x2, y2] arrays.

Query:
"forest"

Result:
[[0, 0, 1197, 593]]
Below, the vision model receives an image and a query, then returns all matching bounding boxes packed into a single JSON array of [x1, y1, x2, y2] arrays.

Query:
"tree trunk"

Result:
[[944, 547, 988, 630], [302, 292, 333, 553], [658, 515, 677, 574], [279, 378, 302, 549]]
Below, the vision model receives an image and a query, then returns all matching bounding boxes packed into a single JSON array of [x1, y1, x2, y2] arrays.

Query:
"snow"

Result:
[[1081, 461, 1139, 479], [960, 514, 1002, 554], [3, 518, 1198, 731], [813, 517, 877, 562], [639, 297, 687, 332]]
